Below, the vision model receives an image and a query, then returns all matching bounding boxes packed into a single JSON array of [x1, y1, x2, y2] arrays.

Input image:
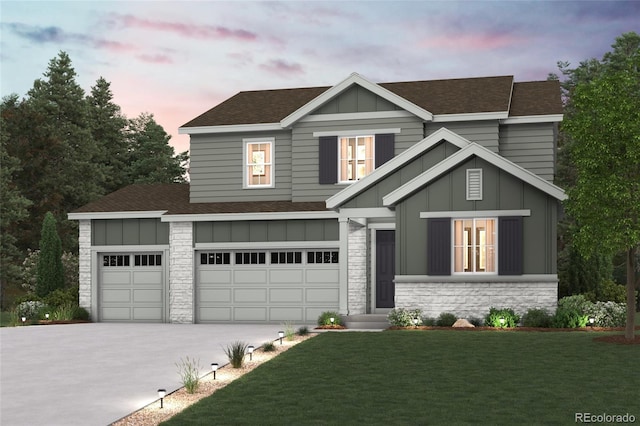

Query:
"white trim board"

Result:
[[394, 274, 559, 283], [420, 210, 531, 219], [313, 128, 401, 137], [68, 211, 167, 220], [195, 241, 339, 250], [161, 210, 339, 222], [178, 123, 282, 135]]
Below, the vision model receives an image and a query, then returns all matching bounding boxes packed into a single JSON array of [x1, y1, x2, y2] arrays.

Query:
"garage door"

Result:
[[99, 253, 165, 322], [196, 249, 339, 323]]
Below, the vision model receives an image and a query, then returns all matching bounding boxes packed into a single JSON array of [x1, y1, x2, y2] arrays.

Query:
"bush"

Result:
[[551, 307, 588, 328], [317, 311, 342, 326], [387, 308, 423, 327], [51, 303, 76, 321], [484, 307, 520, 328], [262, 341, 276, 352], [175, 357, 201, 394], [43, 286, 78, 308], [72, 306, 90, 321], [297, 326, 309, 336], [224, 341, 248, 368], [283, 321, 295, 341], [421, 317, 436, 326], [557, 295, 590, 315], [585, 301, 626, 327], [435, 312, 457, 327], [597, 280, 626, 303], [522, 308, 552, 328], [468, 317, 483, 327], [15, 300, 45, 320], [36, 212, 64, 298]]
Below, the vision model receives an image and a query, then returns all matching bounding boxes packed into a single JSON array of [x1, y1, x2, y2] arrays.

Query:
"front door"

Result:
[[375, 230, 395, 308]]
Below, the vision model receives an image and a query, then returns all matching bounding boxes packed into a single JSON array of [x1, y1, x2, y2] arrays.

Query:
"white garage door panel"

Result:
[[234, 288, 267, 303], [269, 269, 304, 284], [200, 307, 232, 321], [102, 271, 131, 285], [99, 253, 164, 323], [270, 307, 303, 321], [306, 269, 339, 283], [102, 289, 132, 303], [270, 288, 304, 303], [200, 288, 231, 303], [234, 270, 268, 284], [306, 288, 340, 303], [133, 289, 162, 303], [234, 307, 267, 321], [200, 270, 232, 284]]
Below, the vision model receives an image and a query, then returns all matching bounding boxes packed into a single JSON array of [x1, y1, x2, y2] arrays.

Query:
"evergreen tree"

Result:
[[36, 212, 65, 298]]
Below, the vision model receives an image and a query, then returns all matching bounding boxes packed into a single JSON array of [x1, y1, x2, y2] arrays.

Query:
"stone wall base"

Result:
[[395, 280, 558, 320]]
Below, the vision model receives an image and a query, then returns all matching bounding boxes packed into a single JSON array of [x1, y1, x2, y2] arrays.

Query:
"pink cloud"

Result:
[[109, 14, 257, 41], [137, 54, 174, 64], [419, 32, 521, 51], [259, 59, 304, 76]]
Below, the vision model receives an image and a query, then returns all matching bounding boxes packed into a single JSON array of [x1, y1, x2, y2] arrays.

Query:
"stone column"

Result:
[[169, 221, 194, 323], [77, 220, 92, 316]]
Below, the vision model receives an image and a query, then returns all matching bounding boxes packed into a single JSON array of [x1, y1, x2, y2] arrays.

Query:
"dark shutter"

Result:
[[375, 133, 395, 168], [427, 218, 451, 275], [498, 216, 523, 275], [318, 136, 338, 184]]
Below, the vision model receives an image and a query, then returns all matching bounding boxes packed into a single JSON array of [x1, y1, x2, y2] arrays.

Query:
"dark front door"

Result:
[[376, 230, 395, 308]]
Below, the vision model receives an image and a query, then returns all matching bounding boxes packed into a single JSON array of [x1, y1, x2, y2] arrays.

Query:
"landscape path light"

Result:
[[330, 317, 335, 325], [21, 317, 26, 325], [499, 317, 505, 328], [247, 345, 254, 361], [157, 389, 166, 409], [413, 318, 419, 327], [278, 331, 284, 345], [45, 313, 50, 320], [589, 317, 595, 327], [211, 363, 218, 380]]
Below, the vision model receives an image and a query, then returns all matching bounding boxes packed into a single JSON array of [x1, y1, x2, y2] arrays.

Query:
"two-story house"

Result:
[[70, 73, 566, 324]]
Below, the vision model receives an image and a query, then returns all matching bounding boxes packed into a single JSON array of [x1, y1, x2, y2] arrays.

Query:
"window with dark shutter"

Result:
[[319, 136, 338, 184], [427, 218, 451, 275], [498, 216, 523, 275], [375, 133, 395, 168]]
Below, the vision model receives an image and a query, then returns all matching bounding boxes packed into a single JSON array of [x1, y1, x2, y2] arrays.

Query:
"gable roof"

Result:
[[326, 128, 471, 209], [180, 74, 562, 131], [382, 143, 567, 206]]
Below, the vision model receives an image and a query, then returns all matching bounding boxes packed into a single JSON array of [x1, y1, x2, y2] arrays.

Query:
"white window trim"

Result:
[[243, 137, 274, 189], [338, 135, 375, 183], [451, 217, 498, 275]]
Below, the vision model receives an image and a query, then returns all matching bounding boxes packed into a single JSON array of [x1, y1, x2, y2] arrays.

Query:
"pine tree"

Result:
[[36, 212, 65, 297]]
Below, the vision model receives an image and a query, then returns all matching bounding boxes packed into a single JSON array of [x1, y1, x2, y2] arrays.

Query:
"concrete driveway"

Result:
[[1, 323, 289, 426]]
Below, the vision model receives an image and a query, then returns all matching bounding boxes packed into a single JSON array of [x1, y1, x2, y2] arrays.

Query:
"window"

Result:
[[235, 252, 266, 265], [200, 252, 231, 265], [103, 255, 130, 267], [453, 219, 496, 273], [244, 139, 273, 187], [307, 251, 339, 264], [134, 254, 161, 266], [271, 251, 302, 264], [339, 136, 374, 182]]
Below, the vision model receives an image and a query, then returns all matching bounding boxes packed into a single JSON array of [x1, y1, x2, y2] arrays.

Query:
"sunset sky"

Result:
[[1, 1, 638, 153]]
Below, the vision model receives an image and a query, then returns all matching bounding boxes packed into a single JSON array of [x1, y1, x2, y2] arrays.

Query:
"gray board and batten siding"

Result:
[[310, 84, 403, 114], [92, 219, 169, 246], [195, 219, 339, 244], [395, 156, 558, 276]]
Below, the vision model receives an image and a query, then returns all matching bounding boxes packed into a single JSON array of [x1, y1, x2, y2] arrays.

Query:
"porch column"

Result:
[[338, 218, 349, 315], [77, 220, 92, 317], [169, 221, 194, 323]]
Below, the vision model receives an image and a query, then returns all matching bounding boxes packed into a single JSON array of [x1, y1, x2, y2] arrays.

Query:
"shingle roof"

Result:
[[72, 184, 328, 215], [181, 75, 562, 127]]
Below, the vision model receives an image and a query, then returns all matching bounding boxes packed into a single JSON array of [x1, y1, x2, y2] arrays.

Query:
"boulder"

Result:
[[452, 318, 475, 328]]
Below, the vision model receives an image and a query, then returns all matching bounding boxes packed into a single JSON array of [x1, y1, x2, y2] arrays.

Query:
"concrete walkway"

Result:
[[0, 323, 288, 426]]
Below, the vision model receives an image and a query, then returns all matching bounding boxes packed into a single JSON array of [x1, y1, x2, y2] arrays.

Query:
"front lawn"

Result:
[[162, 330, 639, 425]]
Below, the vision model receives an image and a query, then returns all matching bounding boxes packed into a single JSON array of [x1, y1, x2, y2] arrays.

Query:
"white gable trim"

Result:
[[326, 128, 472, 209], [68, 211, 167, 220], [280, 73, 433, 128], [313, 128, 401, 138], [178, 123, 282, 135], [433, 111, 509, 122], [419, 209, 531, 219], [382, 143, 567, 206]]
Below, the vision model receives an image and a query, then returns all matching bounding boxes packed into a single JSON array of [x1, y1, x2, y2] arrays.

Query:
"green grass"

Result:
[[162, 330, 639, 425]]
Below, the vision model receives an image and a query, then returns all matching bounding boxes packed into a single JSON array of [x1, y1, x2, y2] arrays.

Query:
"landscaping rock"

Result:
[[452, 319, 475, 328]]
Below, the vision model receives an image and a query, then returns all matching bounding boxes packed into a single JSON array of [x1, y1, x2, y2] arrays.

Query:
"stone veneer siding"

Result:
[[169, 222, 194, 323], [78, 220, 92, 316], [395, 279, 558, 319], [347, 221, 368, 314]]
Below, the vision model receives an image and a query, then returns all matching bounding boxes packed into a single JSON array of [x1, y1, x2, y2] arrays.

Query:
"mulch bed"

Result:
[[315, 324, 348, 330]]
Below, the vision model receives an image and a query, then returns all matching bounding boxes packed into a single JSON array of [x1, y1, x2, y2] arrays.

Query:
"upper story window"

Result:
[[339, 136, 374, 182], [453, 218, 496, 273], [244, 138, 273, 188]]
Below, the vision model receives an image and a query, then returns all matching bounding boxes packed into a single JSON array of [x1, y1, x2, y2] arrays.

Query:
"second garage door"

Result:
[[196, 249, 339, 323]]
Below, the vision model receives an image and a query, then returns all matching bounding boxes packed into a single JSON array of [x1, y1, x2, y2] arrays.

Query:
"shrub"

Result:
[[522, 308, 552, 328], [51, 303, 76, 321], [484, 307, 520, 328], [175, 357, 201, 394], [283, 321, 295, 341], [585, 301, 626, 327], [44, 286, 78, 308], [317, 311, 342, 326], [468, 317, 483, 327], [421, 317, 436, 326], [551, 307, 588, 328], [224, 341, 248, 368], [297, 326, 309, 336], [15, 300, 45, 320], [72, 306, 90, 321], [387, 308, 423, 327], [36, 212, 64, 298], [597, 280, 626, 303], [262, 341, 276, 352], [557, 295, 590, 315], [435, 312, 457, 327]]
